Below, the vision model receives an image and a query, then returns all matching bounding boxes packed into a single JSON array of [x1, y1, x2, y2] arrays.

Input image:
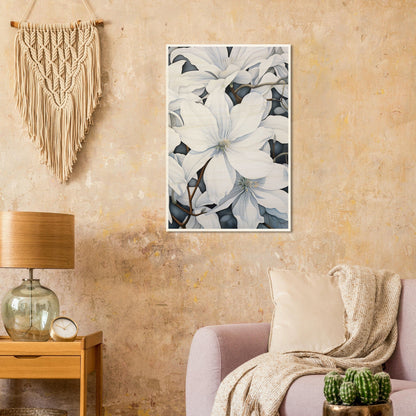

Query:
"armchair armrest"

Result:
[[186, 322, 270, 416]]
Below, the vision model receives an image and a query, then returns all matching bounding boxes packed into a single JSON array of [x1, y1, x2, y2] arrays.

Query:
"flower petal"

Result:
[[275, 64, 289, 80], [176, 190, 190, 207], [265, 207, 288, 221], [204, 46, 229, 71], [182, 148, 215, 182], [170, 46, 228, 74], [169, 92, 203, 112], [275, 83, 289, 98], [204, 153, 236, 203], [260, 115, 289, 144], [233, 127, 273, 150], [168, 60, 186, 92], [168, 156, 187, 197], [260, 163, 289, 190], [193, 189, 214, 207], [233, 70, 253, 84], [230, 47, 273, 70], [176, 100, 219, 151], [186, 216, 202, 229], [258, 53, 286, 80], [168, 127, 181, 153], [205, 90, 231, 139], [178, 70, 216, 94], [226, 146, 273, 179], [197, 212, 221, 229], [253, 188, 289, 213], [262, 89, 273, 120], [206, 71, 238, 93], [169, 111, 183, 128], [254, 72, 278, 95], [232, 192, 263, 229], [211, 181, 242, 212], [229, 92, 267, 140]]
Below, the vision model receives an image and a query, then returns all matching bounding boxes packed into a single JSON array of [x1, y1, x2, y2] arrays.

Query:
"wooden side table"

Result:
[[0, 332, 103, 416]]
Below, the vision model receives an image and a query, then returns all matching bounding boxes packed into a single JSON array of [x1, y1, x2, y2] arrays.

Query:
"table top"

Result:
[[0, 331, 102, 355]]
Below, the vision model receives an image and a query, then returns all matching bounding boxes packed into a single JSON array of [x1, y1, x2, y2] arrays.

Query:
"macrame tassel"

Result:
[[14, 21, 101, 182]]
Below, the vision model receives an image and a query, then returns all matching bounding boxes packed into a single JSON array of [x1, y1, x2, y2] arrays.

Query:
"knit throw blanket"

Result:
[[211, 265, 401, 416]]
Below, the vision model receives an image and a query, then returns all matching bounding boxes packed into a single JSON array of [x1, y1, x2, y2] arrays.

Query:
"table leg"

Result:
[[96, 344, 103, 416], [80, 350, 87, 416]]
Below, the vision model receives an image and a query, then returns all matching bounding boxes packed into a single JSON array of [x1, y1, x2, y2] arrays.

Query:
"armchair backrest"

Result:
[[384, 279, 416, 381]]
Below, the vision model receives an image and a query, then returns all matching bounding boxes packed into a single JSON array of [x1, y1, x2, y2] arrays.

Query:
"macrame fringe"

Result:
[[14, 22, 101, 182]]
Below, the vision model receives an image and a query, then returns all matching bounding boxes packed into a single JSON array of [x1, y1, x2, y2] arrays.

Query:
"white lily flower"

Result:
[[175, 90, 274, 203], [250, 50, 288, 93], [257, 51, 289, 96], [168, 154, 187, 198], [260, 115, 289, 144], [247, 48, 289, 118], [168, 110, 183, 154], [214, 164, 289, 229], [168, 60, 202, 111], [168, 154, 220, 228], [176, 187, 221, 229], [170, 46, 275, 93], [168, 127, 181, 154]]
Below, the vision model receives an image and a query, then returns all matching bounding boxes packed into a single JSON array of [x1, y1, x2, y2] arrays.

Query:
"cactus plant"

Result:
[[324, 367, 392, 407], [344, 367, 360, 383], [324, 373, 343, 404], [355, 368, 379, 404], [339, 381, 358, 405], [375, 371, 392, 402]]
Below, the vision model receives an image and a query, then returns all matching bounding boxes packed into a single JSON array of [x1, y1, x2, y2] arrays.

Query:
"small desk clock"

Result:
[[50, 316, 78, 342]]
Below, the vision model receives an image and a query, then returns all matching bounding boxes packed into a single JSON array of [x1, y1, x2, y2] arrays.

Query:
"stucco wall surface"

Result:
[[0, 0, 415, 415]]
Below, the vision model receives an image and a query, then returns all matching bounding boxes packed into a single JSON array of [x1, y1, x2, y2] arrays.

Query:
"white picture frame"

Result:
[[167, 44, 291, 232]]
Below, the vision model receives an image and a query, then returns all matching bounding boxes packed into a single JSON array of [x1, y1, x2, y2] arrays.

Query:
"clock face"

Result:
[[52, 317, 78, 339]]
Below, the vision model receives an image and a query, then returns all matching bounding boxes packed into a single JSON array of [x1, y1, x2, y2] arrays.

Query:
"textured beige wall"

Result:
[[0, 0, 415, 415]]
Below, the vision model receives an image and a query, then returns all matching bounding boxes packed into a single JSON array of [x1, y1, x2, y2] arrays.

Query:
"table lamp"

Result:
[[0, 211, 74, 341]]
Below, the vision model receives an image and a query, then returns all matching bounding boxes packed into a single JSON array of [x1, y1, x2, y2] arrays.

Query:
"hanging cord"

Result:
[[11, 0, 103, 28], [81, 0, 97, 19], [21, 0, 37, 22]]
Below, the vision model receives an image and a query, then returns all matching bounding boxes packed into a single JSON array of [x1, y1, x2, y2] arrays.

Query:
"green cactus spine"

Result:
[[339, 381, 357, 405], [375, 372, 391, 402], [324, 373, 343, 404], [325, 371, 340, 379], [355, 369, 379, 404], [344, 367, 360, 383]]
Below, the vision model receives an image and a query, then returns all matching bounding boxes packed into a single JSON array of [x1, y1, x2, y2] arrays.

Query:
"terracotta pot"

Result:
[[323, 400, 393, 416]]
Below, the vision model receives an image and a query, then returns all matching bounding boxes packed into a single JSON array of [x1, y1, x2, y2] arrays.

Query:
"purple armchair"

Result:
[[186, 279, 416, 416]]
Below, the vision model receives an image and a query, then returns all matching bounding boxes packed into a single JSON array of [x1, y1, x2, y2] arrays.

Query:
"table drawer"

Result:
[[0, 355, 80, 379]]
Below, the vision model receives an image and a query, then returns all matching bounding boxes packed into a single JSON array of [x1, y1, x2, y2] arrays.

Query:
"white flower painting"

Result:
[[167, 45, 290, 231]]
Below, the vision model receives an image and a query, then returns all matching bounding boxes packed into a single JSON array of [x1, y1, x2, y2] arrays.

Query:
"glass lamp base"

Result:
[[1, 278, 60, 342]]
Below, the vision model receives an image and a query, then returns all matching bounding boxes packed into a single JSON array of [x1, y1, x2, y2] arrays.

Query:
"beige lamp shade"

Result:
[[0, 211, 74, 269]]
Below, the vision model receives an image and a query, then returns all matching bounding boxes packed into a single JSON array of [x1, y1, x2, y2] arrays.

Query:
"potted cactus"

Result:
[[323, 367, 393, 415]]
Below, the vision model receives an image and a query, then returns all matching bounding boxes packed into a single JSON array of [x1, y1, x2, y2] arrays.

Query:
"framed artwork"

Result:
[[167, 44, 290, 231]]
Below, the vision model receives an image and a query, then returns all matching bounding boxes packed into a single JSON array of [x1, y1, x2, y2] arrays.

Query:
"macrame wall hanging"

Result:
[[11, 0, 103, 182]]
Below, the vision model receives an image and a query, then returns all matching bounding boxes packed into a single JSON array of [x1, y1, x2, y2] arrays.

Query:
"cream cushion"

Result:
[[268, 268, 346, 354]]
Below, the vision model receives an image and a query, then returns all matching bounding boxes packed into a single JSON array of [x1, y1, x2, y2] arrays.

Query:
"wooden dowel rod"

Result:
[[10, 19, 104, 28]]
